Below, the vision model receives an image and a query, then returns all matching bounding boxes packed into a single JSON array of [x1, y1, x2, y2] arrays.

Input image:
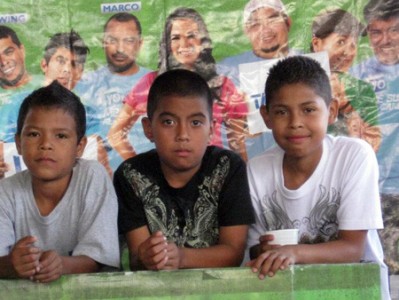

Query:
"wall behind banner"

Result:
[[1, 0, 372, 73]]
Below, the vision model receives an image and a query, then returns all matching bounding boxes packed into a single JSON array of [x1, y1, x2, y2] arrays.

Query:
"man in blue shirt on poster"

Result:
[[76, 12, 151, 171], [350, 0, 399, 275]]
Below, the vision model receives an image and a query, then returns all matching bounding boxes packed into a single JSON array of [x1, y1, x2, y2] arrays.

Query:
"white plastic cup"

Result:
[[266, 229, 299, 245]]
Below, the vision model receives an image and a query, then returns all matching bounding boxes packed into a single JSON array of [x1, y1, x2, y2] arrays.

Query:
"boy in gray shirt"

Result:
[[0, 81, 119, 282]]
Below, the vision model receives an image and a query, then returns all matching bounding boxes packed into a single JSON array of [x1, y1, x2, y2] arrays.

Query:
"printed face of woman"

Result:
[[170, 18, 203, 68]]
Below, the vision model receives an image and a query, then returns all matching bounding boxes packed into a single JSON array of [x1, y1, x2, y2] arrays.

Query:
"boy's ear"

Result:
[[328, 98, 339, 125], [142, 117, 154, 142], [76, 136, 87, 158], [260, 105, 272, 129], [15, 134, 22, 155]]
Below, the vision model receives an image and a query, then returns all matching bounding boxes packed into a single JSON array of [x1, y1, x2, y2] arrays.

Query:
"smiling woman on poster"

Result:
[[108, 7, 249, 162]]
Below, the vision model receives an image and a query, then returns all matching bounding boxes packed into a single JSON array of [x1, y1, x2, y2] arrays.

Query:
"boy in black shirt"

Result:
[[114, 69, 254, 271]]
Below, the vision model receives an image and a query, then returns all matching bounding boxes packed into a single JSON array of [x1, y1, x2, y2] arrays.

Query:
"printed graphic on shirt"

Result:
[[263, 185, 341, 243]]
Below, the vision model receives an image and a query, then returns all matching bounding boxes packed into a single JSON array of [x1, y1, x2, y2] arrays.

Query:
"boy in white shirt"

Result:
[[246, 56, 389, 299]]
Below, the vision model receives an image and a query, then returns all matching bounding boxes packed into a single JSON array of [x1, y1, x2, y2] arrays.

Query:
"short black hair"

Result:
[[43, 30, 90, 66], [17, 80, 86, 142], [103, 12, 142, 35], [364, 0, 399, 23], [0, 25, 21, 47], [147, 69, 213, 120], [265, 56, 332, 109]]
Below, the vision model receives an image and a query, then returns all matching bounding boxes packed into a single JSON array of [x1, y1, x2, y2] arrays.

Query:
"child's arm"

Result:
[[127, 225, 248, 270], [31, 251, 99, 283], [247, 230, 367, 278], [0, 236, 41, 279], [164, 225, 249, 269]]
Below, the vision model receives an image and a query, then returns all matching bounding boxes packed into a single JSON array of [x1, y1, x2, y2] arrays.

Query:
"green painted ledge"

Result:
[[0, 263, 381, 300]]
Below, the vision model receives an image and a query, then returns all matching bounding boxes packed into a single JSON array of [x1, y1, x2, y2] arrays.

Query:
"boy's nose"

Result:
[[39, 135, 54, 150], [176, 123, 190, 141], [289, 113, 303, 128]]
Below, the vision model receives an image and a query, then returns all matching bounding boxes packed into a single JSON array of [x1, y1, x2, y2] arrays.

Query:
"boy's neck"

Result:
[[31, 173, 72, 216], [282, 151, 322, 190]]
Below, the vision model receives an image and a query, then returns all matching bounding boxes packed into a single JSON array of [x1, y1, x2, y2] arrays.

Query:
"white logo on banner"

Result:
[[101, 2, 141, 13], [0, 13, 29, 24]]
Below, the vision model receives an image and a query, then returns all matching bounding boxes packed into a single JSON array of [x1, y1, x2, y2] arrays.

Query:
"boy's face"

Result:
[[15, 107, 86, 185], [142, 95, 213, 184], [40, 47, 84, 90], [312, 33, 357, 72], [367, 16, 399, 65], [261, 83, 337, 160]]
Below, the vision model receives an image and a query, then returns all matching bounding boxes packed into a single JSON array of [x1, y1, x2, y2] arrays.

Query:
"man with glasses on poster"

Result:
[[218, 0, 300, 87], [350, 0, 399, 277]]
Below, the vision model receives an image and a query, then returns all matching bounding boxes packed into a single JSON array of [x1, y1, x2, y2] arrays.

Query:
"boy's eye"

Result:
[[162, 119, 175, 126], [274, 109, 287, 115], [191, 120, 203, 126], [26, 131, 39, 137], [304, 107, 316, 113], [56, 133, 68, 139]]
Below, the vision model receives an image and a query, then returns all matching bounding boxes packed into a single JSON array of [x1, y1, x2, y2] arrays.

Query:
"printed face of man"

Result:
[[41, 47, 84, 90], [103, 19, 142, 75], [367, 16, 399, 65], [245, 7, 291, 59], [0, 36, 27, 88]]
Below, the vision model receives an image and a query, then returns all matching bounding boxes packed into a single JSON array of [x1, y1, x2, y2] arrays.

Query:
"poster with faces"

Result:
[[239, 51, 330, 135]]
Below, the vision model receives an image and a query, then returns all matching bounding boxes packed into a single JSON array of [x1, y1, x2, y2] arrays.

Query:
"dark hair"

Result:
[[265, 56, 332, 108], [158, 7, 218, 82], [310, 9, 365, 52], [43, 30, 90, 66], [147, 69, 213, 120], [364, 0, 399, 23], [17, 80, 86, 142], [0, 25, 21, 47], [103, 12, 142, 35]]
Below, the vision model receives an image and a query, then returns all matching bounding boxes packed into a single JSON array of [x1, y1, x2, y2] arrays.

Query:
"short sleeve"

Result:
[[0, 183, 15, 257], [217, 152, 254, 227], [113, 162, 148, 234], [71, 161, 120, 268]]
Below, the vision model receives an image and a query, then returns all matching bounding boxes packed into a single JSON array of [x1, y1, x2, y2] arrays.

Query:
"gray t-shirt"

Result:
[[0, 159, 120, 268]]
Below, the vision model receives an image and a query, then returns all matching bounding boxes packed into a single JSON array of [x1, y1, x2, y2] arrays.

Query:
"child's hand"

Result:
[[259, 234, 280, 253], [32, 250, 63, 283], [163, 242, 182, 270], [246, 246, 296, 279], [138, 231, 168, 270], [10, 236, 41, 278]]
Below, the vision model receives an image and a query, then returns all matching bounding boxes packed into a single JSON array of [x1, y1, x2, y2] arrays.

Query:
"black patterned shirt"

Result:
[[114, 146, 254, 248]]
